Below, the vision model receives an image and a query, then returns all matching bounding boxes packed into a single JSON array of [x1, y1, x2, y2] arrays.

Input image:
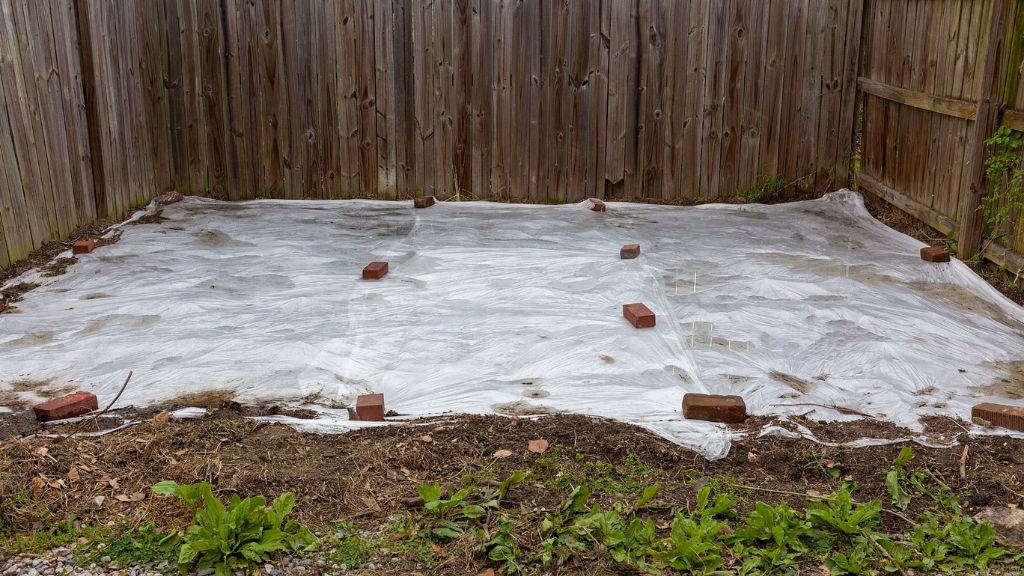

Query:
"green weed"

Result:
[[737, 174, 787, 203], [152, 480, 317, 576]]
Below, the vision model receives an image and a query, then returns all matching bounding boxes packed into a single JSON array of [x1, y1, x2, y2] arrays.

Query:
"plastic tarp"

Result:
[[2, 191, 1023, 459]]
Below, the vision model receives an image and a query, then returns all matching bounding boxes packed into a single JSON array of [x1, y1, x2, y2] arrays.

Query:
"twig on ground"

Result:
[[770, 403, 876, 418], [53, 371, 133, 444], [945, 416, 970, 434], [960, 445, 969, 480]]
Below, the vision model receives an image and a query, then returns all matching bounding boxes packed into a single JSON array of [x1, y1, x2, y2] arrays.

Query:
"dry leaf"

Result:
[[493, 449, 513, 459], [360, 496, 381, 513], [478, 570, 495, 576], [419, 434, 433, 444], [130, 492, 146, 502], [67, 467, 80, 482], [152, 410, 170, 424], [93, 495, 105, 506], [747, 450, 759, 463], [107, 478, 120, 489], [32, 476, 45, 496], [115, 494, 132, 502], [527, 439, 549, 454], [32, 446, 49, 457], [429, 543, 444, 555], [818, 565, 831, 576], [806, 489, 823, 498]]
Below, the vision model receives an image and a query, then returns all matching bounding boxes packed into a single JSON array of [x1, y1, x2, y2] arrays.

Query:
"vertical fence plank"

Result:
[[681, 0, 709, 201], [959, 0, 1013, 258]]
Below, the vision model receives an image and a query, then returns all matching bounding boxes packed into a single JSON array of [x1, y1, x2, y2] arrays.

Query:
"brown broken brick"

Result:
[[155, 191, 184, 205], [414, 196, 436, 209], [623, 303, 656, 328], [920, 246, 951, 263], [682, 393, 747, 424], [362, 261, 389, 280], [589, 198, 606, 212], [72, 240, 96, 255], [356, 393, 385, 421], [972, 403, 1024, 432], [33, 391, 99, 422]]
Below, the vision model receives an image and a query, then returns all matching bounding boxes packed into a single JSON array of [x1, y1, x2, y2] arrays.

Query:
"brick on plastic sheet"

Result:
[[972, 403, 1024, 432], [356, 393, 386, 421], [620, 243, 640, 259], [920, 246, 951, 263], [682, 393, 747, 424], [72, 240, 96, 255], [623, 303, 655, 328], [362, 262, 389, 280]]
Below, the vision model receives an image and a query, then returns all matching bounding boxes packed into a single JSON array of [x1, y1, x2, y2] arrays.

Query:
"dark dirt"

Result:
[[2, 410, 1022, 540], [0, 220, 117, 286]]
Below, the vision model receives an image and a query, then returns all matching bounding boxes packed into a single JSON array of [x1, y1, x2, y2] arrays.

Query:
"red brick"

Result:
[[356, 393, 385, 421], [414, 196, 436, 209], [362, 261, 389, 280], [33, 391, 99, 422], [623, 303, 655, 328], [683, 393, 747, 423], [920, 246, 951, 263], [620, 243, 640, 259], [589, 198, 606, 212], [72, 240, 96, 255], [972, 403, 1024, 432]]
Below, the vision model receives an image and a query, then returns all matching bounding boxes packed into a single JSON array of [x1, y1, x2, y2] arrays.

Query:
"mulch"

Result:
[[2, 410, 1022, 538]]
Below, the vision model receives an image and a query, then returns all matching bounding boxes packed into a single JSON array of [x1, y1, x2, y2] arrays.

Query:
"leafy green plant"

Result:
[[982, 125, 1024, 247], [805, 486, 881, 536], [730, 501, 811, 574], [648, 486, 733, 574], [152, 481, 317, 576], [418, 470, 526, 541]]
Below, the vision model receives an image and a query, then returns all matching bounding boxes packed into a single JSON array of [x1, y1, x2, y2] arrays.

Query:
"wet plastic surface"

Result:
[[2, 191, 1023, 458]]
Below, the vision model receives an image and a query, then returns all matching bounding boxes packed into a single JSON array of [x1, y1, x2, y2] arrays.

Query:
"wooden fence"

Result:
[[11, 0, 1024, 273], [0, 0, 865, 267], [163, 0, 863, 203], [855, 0, 1024, 270]]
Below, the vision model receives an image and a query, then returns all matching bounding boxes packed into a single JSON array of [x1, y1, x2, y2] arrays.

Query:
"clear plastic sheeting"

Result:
[[2, 191, 1024, 460]]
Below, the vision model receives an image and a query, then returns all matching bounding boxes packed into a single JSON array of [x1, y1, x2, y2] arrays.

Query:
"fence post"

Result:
[[958, 0, 1013, 260]]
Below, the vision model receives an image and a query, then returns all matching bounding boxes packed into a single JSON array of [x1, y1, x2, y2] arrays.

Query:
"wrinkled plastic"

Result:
[[2, 191, 1024, 459]]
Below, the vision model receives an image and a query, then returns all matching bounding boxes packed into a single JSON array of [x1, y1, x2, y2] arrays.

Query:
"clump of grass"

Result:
[[737, 174, 787, 203]]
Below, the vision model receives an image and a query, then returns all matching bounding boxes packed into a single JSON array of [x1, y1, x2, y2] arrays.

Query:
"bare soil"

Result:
[[2, 410, 1021, 537]]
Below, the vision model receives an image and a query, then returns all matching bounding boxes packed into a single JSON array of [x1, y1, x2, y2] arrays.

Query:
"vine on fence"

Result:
[[982, 125, 1024, 252]]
